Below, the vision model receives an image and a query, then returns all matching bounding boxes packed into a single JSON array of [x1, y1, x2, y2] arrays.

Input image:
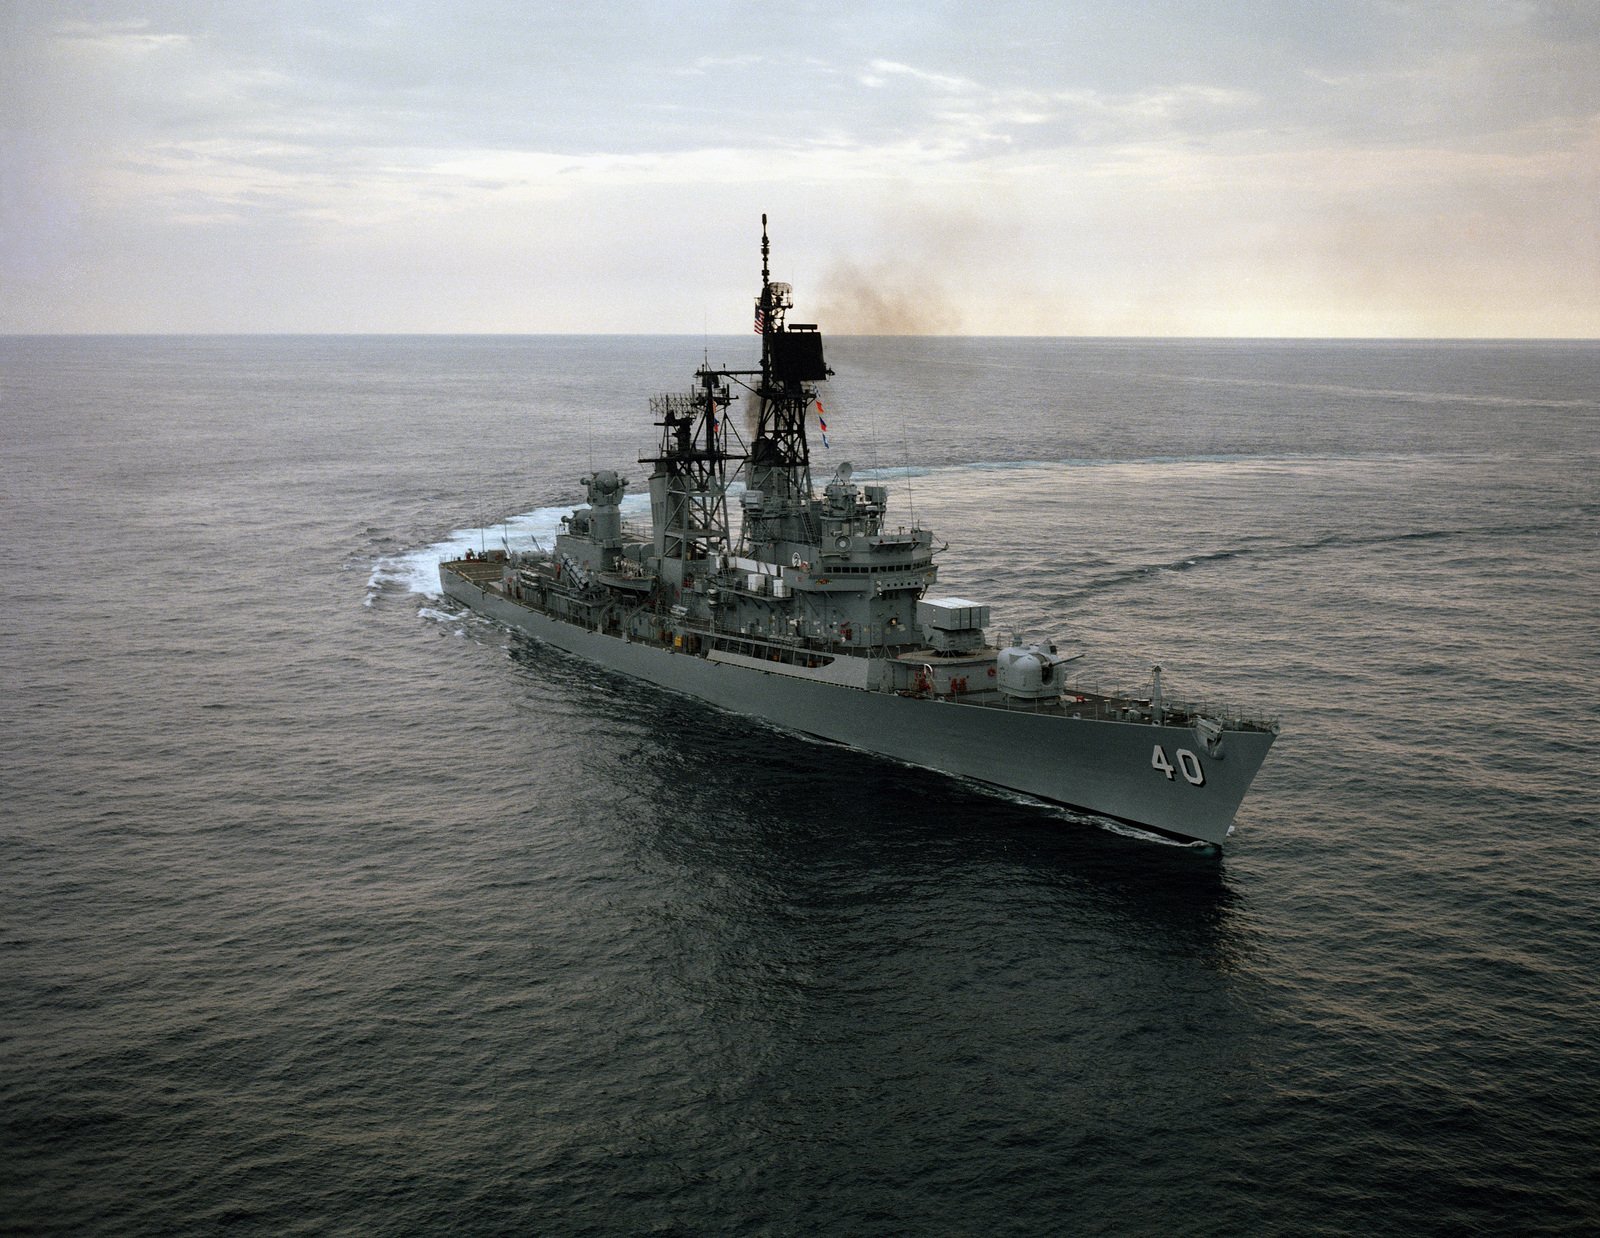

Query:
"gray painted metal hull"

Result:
[[442, 567, 1273, 847]]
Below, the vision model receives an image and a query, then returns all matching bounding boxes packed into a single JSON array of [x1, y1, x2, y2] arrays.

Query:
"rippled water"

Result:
[[3, 335, 1598, 1234]]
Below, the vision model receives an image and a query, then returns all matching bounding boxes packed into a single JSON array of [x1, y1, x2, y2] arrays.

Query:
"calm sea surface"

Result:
[[3, 335, 1597, 1234]]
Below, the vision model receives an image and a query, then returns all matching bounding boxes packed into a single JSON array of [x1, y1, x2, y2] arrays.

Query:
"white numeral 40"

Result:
[[1152, 745, 1205, 786]]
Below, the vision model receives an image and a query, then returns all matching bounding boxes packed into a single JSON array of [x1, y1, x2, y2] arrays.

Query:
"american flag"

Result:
[[753, 305, 765, 334]]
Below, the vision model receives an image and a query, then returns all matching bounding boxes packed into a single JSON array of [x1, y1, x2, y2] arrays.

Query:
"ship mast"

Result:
[[743, 213, 830, 553], [644, 366, 737, 566]]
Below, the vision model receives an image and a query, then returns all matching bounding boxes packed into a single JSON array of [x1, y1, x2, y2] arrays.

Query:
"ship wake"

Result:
[[365, 495, 653, 606]]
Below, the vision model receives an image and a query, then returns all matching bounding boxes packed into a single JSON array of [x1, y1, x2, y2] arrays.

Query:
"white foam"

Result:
[[367, 494, 652, 602], [1094, 818, 1216, 849], [965, 779, 1214, 848]]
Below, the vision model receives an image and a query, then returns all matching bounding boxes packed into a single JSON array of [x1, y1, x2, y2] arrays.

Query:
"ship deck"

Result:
[[921, 684, 1277, 734], [440, 558, 1278, 736]]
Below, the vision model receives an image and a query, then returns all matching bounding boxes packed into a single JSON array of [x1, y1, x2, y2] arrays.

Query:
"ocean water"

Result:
[[2, 333, 1597, 1234]]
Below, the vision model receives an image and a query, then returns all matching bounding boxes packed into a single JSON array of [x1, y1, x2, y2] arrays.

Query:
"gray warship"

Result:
[[440, 219, 1277, 846]]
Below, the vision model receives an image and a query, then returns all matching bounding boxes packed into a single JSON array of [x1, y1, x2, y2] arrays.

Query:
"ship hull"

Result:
[[442, 566, 1272, 847]]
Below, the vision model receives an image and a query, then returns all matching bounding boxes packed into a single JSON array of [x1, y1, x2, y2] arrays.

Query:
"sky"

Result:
[[2, 0, 1597, 336]]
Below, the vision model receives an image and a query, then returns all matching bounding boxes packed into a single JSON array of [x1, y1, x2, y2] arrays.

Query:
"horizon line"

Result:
[[3, 331, 1597, 344]]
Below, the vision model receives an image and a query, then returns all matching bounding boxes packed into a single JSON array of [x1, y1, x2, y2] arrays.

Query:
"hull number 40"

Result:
[[1152, 745, 1205, 786]]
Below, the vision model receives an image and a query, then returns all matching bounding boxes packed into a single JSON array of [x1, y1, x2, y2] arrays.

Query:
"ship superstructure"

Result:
[[440, 219, 1277, 846]]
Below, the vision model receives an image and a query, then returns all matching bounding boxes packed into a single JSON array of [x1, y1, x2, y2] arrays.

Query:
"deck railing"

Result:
[[919, 676, 1275, 732]]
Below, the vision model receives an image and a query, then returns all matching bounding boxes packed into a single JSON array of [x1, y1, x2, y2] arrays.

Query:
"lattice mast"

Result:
[[645, 366, 737, 564], [744, 213, 830, 551]]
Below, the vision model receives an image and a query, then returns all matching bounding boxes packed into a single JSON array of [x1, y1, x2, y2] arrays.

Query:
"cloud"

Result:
[[50, 18, 191, 54], [1, 1, 1596, 334], [859, 59, 976, 93]]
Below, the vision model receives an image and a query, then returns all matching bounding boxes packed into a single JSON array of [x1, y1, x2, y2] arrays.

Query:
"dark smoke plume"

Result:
[[815, 259, 963, 334]]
